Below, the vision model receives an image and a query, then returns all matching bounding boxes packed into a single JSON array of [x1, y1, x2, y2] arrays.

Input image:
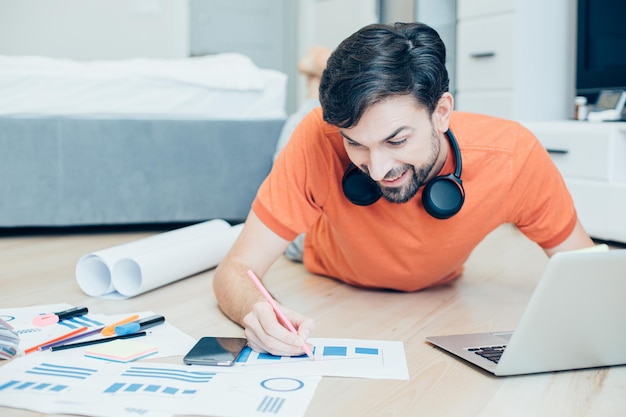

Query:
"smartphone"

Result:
[[183, 336, 248, 366]]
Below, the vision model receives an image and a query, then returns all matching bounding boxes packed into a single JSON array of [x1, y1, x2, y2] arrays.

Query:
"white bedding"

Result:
[[0, 53, 287, 119]]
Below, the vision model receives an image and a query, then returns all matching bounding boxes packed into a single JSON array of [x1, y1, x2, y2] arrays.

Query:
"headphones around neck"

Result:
[[341, 129, 465, 219]]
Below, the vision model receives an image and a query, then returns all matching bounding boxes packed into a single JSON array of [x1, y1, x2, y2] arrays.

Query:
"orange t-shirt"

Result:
[[252, 108, 576, 291]]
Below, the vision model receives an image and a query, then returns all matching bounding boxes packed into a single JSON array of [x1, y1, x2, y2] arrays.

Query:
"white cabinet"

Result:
[[523, 120, 626, 244], [455, 0, 573, 121]]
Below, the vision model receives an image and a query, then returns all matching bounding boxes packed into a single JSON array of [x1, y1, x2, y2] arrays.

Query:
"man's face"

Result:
[[340, 95, 444, 204]]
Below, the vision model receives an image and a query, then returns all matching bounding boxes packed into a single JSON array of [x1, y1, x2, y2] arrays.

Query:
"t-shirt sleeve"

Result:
[[252, 109, 331, 241], [505, 124, 577, 249]]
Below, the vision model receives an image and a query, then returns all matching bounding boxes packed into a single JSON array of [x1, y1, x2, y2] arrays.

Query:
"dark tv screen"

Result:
[[576, 0, 626, 96]]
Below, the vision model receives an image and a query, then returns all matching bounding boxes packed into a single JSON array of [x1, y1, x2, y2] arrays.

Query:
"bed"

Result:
[[0, 53, 287, 228]]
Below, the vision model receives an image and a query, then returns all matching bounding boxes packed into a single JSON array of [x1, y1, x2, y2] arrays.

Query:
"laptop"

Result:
[[426, 246, 626, 376]]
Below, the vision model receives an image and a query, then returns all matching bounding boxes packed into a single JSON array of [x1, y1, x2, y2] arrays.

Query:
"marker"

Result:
[[101, 314, 140, 336], [115, 315, 165, 336], [246, 269, 314, 360], [38, 326, 105, 351], [23, 326, 88, 354], [50, 332, 147, 352], [32, 306, 89, 327]]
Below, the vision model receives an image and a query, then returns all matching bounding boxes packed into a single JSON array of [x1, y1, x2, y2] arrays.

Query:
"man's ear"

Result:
[[432, 92, 454, 133]]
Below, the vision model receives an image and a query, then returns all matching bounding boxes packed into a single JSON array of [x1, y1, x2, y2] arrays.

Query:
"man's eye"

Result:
[[388, 139, 406, 147], [345, 140, 362, 148]]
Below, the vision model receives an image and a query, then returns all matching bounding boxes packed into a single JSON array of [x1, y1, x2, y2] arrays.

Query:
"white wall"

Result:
[[296, 0, 379, 103], [0, 0, 378, 62], [0, 0, 379, 107], [0, 0, 189, 59]]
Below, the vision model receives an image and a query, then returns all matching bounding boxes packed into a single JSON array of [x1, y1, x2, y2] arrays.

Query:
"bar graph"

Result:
[[237, 342, 381, 364], [26, 362, 98, 380], [257, 395, 286, 413], [57, 315, 104, 330], [0, 348, 333, 416], [103, 382, 198, 396], [0, 380, 68, 393], [121, 366, 216, 383], [100, 365, 217, 398]]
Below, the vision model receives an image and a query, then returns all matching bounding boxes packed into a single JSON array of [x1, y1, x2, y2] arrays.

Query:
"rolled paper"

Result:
[[76, 219, 242, 298]]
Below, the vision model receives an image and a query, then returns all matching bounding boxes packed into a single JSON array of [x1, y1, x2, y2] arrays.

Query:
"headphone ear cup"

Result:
[[422, 175, 465, 219], [342, 164, 382, 206]]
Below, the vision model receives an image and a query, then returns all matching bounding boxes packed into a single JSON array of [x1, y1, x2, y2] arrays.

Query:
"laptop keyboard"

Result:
[[468, 345, 507, 363]]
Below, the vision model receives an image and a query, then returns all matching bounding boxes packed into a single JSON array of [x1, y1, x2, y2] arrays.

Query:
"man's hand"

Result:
[[242, 301, 315, 357]]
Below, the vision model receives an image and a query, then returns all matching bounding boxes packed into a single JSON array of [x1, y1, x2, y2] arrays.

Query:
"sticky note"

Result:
[[84, 339, 158, 363]]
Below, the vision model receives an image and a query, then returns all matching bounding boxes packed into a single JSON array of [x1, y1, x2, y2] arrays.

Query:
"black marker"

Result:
[[50, 331, 147, 352]]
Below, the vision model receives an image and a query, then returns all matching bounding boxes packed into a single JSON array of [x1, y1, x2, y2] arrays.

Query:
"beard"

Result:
[[378, 130, 441, 204]]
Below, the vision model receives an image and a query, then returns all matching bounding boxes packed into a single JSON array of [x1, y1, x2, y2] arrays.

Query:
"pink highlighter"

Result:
[[32, 306, 89, 327]]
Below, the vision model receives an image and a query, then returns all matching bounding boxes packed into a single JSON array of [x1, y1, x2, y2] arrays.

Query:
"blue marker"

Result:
[[115, 315, 165, 335]]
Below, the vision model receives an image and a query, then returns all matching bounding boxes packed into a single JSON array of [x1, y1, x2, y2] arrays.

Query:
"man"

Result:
[[213, 22, 594, 357]]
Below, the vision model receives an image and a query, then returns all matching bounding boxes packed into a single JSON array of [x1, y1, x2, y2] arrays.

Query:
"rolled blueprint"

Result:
[[76, 219, 243, 298]]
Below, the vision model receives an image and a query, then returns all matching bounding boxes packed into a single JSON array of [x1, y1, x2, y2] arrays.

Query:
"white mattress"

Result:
[[0, 53, 287, 119]]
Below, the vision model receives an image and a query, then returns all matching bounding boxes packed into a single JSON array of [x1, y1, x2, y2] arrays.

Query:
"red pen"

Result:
[[23, 326, 89, 354]]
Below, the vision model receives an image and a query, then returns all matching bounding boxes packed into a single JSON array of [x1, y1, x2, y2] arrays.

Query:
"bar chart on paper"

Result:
[[233, 338, 410, 380], [0, 357, 321, 417], [103, 366, 216, 397], [0, 380, 69, 393], [238, 341, 381, 363], [0, 362, 97, 397]]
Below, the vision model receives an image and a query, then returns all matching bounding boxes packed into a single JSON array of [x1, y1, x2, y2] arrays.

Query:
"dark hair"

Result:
[[319, 22, 449, 128]]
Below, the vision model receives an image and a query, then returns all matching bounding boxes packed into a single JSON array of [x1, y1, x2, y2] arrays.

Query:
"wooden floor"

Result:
[[0, 223, 624, 416]]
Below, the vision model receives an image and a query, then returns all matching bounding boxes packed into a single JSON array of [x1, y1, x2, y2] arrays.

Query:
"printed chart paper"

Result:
[[190, 338, 409, 380], [75, 219, 243, 298], [0, 355, 321, 417]]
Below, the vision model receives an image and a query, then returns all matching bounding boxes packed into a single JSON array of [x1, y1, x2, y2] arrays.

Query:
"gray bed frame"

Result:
[[0, 115, 286, 228]]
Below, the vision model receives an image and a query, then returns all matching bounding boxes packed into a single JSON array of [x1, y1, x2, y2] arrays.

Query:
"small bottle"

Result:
[[574, 96, 588, 121]]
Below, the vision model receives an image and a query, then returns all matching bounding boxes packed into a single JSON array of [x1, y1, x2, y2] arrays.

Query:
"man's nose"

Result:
[[366, 151, 393, 181]]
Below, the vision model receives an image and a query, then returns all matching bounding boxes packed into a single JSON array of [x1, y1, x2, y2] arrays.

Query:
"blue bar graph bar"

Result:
[[163, 387, 178, 395], [125, 384, 142, 392], [33, 383, 52, 390], [144, 385, 160, 393], [289, 346, 315, 359], [50, 385, 67, 392], [355, 347, 379, 355], [104, 383, 124, 393], [237, 346, 253, 363], [258, 353, 282, 361], [16, 382, 36, 390], [323, 346, 347, 356], [275, 397, 286, 413], [0, 380, 20, 391]]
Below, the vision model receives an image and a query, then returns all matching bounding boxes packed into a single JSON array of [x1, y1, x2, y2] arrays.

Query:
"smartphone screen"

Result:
[[183, 336, 248, 366]]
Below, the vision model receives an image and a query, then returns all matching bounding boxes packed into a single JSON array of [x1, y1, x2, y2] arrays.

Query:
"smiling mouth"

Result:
[[380, 169, 408, 186]]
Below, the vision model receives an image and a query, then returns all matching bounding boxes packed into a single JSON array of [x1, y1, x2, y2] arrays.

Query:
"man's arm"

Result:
[[213, 210, 314, 356], [544, 218, 595, 257]]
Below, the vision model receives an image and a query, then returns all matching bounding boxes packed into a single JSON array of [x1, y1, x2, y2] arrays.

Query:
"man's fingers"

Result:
[[242, 302, 313, 356]]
